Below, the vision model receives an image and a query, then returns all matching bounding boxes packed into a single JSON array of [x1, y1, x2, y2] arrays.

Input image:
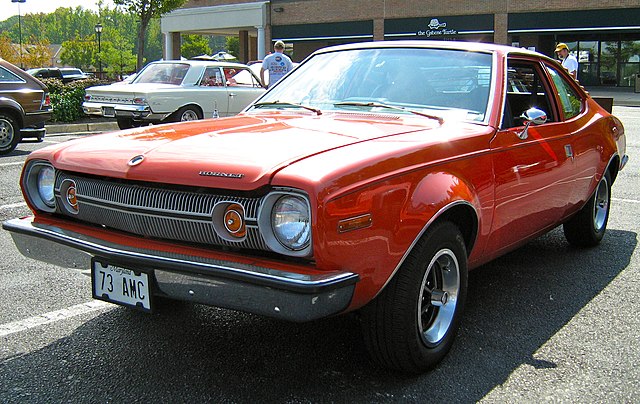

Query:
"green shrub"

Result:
[[41, 78, 112, 123]]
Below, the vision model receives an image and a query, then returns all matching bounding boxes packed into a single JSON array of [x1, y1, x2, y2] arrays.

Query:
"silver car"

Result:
[[83, 60, 265, 129]]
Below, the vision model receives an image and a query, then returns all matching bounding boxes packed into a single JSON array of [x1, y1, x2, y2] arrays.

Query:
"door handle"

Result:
[[228, 93, 236, 97]]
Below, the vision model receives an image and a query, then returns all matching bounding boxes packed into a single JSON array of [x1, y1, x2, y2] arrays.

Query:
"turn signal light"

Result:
[[338, 214, 372, 233], [223, 203, 246, 238]]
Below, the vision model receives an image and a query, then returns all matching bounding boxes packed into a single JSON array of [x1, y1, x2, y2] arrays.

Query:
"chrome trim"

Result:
[[257, 190, 313, 257], [54, 172, 270, 251], [374, 200, 477, 299], [3, 217, 358, 322], [620, 154, 629, 171]]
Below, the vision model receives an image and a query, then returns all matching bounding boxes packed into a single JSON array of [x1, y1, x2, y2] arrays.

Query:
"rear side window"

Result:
[[546, 66, 583, 120], [0, 66, 25, 83]]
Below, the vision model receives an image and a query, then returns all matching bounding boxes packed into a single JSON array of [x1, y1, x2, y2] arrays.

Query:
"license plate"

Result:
[[92, 260, 152, 312], [102, 106, 115, 117]]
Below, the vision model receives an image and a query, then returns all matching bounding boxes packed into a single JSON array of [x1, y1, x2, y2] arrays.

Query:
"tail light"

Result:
[[43, 93, 51, 108]]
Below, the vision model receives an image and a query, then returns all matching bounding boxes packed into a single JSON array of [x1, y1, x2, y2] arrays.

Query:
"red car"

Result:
[[4, 41, 628, 373]]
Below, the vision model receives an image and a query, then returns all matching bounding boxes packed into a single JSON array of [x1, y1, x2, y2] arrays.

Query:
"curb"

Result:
[[46, 122, 119, 134]]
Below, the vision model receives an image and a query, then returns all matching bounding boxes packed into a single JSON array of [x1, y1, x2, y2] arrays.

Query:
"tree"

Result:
[[0, 33, 19, 65], [225, 36, 239, 57], [181, 34, 210, 59], [22, 36, 53, 69], [113, 0, 187, 70], [101, 29, 137, 79], [60, 37, 96, 71]]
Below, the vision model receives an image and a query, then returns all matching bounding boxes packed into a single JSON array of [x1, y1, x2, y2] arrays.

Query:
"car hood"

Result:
[[40, 113, 441, 190]]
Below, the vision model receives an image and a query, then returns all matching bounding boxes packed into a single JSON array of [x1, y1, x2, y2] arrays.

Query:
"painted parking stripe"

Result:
[[613, 197, 640, 204], [0, 202, 27, 210], [0, 162, 24, 167], [0, 301, 113, 338]]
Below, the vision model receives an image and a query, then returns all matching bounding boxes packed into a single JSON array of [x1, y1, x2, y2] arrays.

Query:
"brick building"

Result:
[[162, 0, 640, 86]]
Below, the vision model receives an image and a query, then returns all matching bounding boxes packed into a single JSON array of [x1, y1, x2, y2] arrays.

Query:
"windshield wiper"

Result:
[[253, 101, 322, 116], [334, 101, 444, 125]]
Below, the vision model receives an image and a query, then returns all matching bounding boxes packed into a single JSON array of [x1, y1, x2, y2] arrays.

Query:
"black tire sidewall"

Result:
[[563, 171, 611, 247], [362, 221, 468, 373], [403, 222, 468, 369], [175, 106, 202, 122]]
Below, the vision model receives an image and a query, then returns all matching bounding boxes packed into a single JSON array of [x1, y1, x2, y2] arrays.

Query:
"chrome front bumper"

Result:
[[82, 102, 170, 122], [3, 217, 358, 322]]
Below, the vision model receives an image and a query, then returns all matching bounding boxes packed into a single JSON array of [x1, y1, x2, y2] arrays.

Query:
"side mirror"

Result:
[[517, 107, 547, 140]]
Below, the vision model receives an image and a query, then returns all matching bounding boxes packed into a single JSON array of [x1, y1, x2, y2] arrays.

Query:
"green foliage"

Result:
[[1, 5, 164, 73], [113, 0, 187, 70], [60, 37, 96, 71], [101, 29, 137, 79], [42, 78, 110, 122], [181, 34, 211, 59], [226, 37, 239, 57]]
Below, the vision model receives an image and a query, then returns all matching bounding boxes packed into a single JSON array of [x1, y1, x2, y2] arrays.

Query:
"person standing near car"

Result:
[[555, 43, 578, 79], [260, 40, 293, 88]]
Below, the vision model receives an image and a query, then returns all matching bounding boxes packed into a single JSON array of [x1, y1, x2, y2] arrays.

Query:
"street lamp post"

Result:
[[11, 0, 26, 69], [95, 23, 103, 79]]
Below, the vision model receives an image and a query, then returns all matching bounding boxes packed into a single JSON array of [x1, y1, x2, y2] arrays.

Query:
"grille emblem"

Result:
[[128, 155, 145, 166]]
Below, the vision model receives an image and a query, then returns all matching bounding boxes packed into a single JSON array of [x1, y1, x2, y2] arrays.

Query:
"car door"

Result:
[[194, 66, 229, 118], [223, 66, 266, 115], [487, 57, 578, 255]]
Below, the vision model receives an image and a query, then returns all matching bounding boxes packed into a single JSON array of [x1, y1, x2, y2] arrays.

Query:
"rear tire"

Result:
[[172, 106, 202, 123], [563, 171, 611, 247], [0, 113, 20, 155], [360, 221, 468, 373]]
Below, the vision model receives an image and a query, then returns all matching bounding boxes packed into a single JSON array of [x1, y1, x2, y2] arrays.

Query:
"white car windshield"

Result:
[[134, 63, 190, 85], [254, 47, 493, 122]]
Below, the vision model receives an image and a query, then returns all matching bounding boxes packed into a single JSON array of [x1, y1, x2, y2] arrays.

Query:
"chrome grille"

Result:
[[54, 172, 269, 251]]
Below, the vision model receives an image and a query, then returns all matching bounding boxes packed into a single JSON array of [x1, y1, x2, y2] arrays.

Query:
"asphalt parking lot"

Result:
[[0, 108, 638, 402]]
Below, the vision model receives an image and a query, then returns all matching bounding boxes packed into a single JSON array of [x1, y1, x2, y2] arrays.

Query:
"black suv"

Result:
[[0, 59, 52, 154]]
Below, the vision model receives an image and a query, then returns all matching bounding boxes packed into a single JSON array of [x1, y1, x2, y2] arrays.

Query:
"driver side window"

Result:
[[502, 59, 556, 129]]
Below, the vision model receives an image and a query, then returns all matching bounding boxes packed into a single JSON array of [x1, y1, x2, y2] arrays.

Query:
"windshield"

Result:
[[253, 47, 493, 122], [134, 63, 190, 85]]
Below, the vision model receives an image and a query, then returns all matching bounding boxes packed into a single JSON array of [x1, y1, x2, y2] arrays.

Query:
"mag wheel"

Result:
[[174, 106, 202, 122], [563, 171, 611, 247], [0, 113, 20, 155], [361, 221, 468, 373]]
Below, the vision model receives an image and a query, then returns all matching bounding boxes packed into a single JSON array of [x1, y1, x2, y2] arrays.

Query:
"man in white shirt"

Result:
[[555, 43, 578, 80], [260, 40, 294, 88]]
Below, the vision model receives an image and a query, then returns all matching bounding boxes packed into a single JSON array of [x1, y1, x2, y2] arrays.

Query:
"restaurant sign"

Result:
[[417, 18, 458, 37]]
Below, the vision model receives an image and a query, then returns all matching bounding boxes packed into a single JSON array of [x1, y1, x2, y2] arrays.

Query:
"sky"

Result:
[[0, 0, 115, 22]]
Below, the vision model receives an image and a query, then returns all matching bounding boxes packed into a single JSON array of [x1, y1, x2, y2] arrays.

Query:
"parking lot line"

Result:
[[613, 197, 640, 204], [0, 162, 25, 167], [0, 202, 27, 210], [0, 301, 113, 338]]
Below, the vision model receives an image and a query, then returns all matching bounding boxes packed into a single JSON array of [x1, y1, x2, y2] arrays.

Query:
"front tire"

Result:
[[361, 221, 468, 373], [0, 113, 20, 155], [563, 171, 611, 247]]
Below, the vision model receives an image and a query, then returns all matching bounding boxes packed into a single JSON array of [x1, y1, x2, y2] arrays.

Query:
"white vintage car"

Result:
[[83, 60, 266, 129]]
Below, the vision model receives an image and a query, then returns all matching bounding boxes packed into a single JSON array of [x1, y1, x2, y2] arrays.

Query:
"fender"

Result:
[[0, 96, 25, 125], [318, 169, 485, 310], [371, 172, 480, 300]]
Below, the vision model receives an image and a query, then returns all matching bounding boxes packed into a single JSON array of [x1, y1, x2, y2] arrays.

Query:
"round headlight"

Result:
[[37, 165, 55, 208], [271, 195, 310, 250]]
